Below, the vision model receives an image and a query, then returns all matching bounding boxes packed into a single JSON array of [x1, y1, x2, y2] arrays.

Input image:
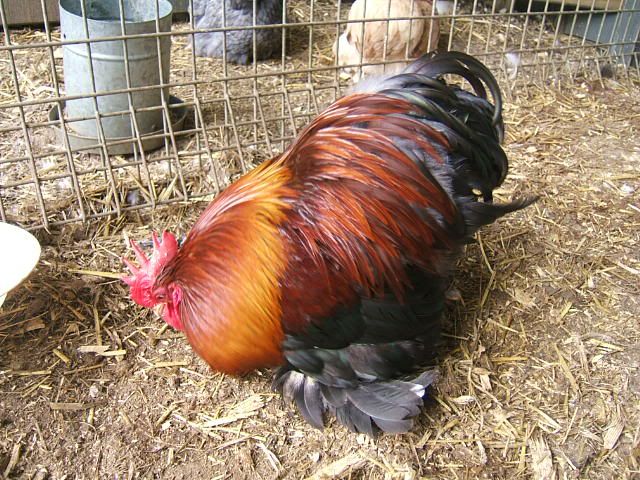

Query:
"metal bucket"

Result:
[[59, 0, 173, 141]]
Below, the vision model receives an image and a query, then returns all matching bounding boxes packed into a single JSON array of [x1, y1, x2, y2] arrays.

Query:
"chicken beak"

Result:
[[153, 304, 165, 319]]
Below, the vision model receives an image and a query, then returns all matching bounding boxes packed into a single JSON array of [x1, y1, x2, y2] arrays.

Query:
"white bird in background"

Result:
[[0, 222, 41, 308], [334, 0, 441, 82]]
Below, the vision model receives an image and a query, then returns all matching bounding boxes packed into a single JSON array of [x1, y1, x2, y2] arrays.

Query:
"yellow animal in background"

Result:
[[334, 0, 440, 82]]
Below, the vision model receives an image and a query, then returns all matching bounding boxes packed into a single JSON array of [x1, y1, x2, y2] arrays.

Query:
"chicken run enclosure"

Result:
[[1, 0, 639, 478]]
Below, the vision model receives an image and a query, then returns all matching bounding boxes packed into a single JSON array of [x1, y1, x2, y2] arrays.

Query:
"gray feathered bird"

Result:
[[191, 0, 283, 64]]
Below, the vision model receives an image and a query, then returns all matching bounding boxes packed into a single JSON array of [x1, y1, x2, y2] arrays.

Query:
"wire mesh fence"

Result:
[[0, 0, 638, 230]]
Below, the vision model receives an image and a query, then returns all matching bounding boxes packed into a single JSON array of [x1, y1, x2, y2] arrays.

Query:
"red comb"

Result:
[[122, 232, 179, 305]]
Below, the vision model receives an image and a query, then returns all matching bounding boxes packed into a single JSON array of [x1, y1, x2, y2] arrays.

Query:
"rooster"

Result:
[[123, 51, 535, 436]]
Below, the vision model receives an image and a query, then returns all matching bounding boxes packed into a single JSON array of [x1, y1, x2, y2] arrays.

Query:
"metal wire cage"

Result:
[[0, 0, 638, 231]]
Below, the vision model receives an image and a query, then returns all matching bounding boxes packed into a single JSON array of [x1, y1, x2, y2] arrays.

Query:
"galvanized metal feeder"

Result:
[[52, 0, 187, 155]]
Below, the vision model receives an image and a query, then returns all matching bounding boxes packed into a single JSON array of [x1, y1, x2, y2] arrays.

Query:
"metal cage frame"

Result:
[[0, 0, 638, 230]]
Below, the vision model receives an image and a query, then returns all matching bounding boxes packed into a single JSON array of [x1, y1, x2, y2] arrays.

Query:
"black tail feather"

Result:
[[336, 401, 375, 436], [462, 195, 539, 235], [273, 368, 438, 436], [403, 51, 503, 126]]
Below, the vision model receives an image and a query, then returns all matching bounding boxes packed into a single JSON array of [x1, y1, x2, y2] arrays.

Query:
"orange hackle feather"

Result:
[[157, 160, 296, 374]]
